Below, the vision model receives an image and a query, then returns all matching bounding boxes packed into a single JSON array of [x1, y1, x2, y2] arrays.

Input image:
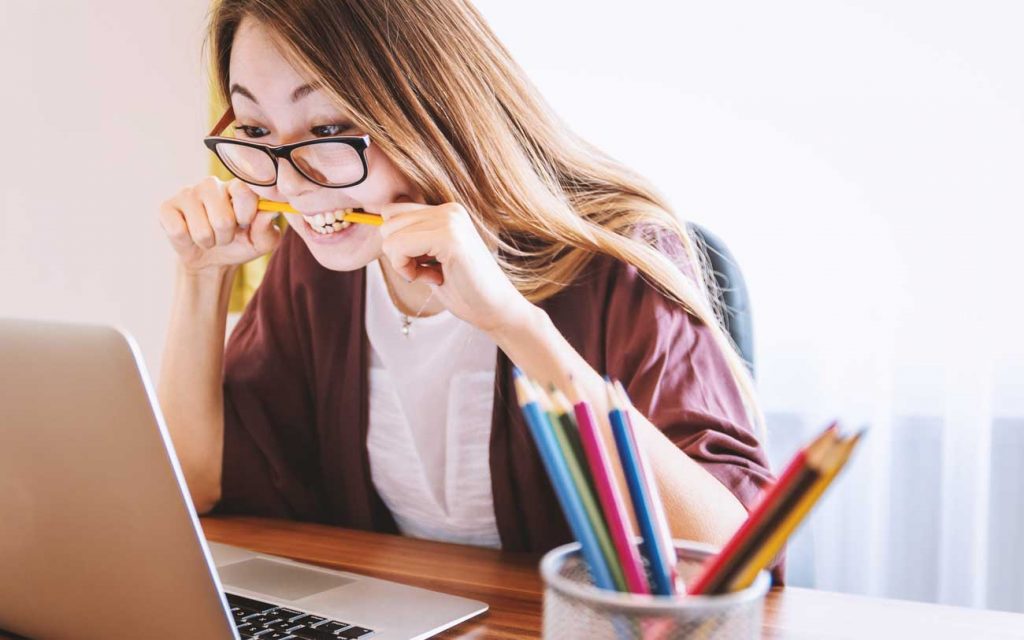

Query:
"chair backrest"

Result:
[[686, 223, 755, 376]]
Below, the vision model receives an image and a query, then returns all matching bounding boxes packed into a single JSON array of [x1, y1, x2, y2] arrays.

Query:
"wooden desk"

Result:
[[199, 516, 1024, 640]]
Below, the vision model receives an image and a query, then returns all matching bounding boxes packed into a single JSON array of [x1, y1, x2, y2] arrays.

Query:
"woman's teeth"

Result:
[[303, 210, 354, 235]]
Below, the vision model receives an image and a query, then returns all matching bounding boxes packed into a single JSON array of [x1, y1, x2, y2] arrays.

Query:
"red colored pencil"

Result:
[[688, 422, 838, 595]]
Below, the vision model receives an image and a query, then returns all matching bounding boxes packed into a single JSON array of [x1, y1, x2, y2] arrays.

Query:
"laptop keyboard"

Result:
[[227, 593, 375, 639]]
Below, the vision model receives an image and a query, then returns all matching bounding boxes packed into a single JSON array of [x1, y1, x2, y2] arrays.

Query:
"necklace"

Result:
[[399, 287, 437, 337], [379, 259, 438, 337]]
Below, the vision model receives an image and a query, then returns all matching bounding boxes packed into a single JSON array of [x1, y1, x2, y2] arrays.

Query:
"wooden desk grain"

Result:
[[199, 516, 1024, 640], [3, 516, 1022, 639]]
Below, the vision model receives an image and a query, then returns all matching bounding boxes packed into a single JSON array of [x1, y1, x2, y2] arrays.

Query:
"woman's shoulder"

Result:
[[538, 223, 716, 365]]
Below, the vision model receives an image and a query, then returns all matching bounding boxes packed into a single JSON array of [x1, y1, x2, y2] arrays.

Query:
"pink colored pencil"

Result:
[[568, 378, 650, 594]]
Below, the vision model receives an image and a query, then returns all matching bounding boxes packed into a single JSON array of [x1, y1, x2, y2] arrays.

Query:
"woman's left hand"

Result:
[[378, 201, 535, 336]]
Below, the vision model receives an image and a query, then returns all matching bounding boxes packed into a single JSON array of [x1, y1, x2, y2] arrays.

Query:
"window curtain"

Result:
[[736, 98, 1024, 612]]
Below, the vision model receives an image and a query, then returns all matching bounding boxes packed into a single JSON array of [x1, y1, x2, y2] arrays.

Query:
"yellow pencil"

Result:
[[726, 431, 863, 591], [257, 199, 383, 226]]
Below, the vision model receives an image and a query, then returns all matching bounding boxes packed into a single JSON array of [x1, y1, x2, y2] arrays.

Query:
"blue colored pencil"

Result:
[[512, 369, 616, 591], [613, 379, 682, 593], [606, 378, 677, 595]]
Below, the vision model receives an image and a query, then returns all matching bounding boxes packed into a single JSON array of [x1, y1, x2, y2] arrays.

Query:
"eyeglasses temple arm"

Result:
[[208, 106, 235, 137]]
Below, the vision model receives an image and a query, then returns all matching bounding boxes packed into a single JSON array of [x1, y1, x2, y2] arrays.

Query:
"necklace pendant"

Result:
[[401, 315, 411, 336]]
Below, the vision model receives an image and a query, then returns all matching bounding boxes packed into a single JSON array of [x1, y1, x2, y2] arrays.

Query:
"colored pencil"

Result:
[[606, 378, 676, 595], [541, 386, 628, 592], [511, 369, 615, 590], [549, 386, 601, 512], [726, 430, 863, 591], [509, 364, 860, 605], [687, 423, 838, 595], [257, 199, 440, 269], [567, 378, 650, 595], [257, 198, 382, 226], [612, 379, 682, 593]]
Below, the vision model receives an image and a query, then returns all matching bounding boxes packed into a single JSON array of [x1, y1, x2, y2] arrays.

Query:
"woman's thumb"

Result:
[[249, 211, 282, 254]]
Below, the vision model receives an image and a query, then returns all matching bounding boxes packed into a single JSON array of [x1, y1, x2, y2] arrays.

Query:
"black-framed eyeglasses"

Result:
[[203, 106, 371, 188]]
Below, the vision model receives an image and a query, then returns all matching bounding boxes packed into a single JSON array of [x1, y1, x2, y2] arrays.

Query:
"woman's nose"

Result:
[[275, 159, 315, 198]]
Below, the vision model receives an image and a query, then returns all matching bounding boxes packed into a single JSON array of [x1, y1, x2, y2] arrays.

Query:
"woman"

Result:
[[158, 0, 775, 566]]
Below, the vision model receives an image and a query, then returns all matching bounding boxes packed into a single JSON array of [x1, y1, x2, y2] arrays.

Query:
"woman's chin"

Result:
[[295, 223, 378, 271]]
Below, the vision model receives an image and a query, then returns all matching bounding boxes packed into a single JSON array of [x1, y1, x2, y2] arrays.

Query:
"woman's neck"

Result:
[[376, 257, 446, 317]]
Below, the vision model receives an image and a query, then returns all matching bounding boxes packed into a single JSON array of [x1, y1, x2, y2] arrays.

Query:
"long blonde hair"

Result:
[[206, 0, 765, 436]]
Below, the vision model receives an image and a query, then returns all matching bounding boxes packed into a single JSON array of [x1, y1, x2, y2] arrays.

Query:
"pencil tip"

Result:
[[604, 379, 619, 408]]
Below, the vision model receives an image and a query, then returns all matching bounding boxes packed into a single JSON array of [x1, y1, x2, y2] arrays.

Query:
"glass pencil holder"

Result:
[[540, 540, 770, 640]]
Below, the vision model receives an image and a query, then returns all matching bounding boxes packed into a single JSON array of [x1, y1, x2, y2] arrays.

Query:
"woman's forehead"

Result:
[[228, 17, 324, 109]]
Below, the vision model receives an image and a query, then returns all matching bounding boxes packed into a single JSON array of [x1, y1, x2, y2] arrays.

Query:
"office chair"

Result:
[[687, 223, 755, 377]]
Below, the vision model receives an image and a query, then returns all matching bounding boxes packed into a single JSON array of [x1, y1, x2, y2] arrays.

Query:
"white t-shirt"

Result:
[[364, 258, 502, 548]]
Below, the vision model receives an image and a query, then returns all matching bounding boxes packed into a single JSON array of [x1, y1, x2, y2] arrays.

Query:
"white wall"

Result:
[[0, 0, 210, 376]]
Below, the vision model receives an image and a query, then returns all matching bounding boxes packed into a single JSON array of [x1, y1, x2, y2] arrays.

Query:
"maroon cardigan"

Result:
[[214, 227, 780, 579]]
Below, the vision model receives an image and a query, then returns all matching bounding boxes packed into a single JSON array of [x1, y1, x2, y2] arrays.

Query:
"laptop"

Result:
[[0, 319, 488, 640]]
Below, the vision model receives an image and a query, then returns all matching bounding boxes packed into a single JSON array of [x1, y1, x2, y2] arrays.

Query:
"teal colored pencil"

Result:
[[512, 370, 616, 591], [537, 383, 628, 592]]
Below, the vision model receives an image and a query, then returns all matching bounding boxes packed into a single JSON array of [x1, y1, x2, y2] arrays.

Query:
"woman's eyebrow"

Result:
[[229, 82, 320, 105]]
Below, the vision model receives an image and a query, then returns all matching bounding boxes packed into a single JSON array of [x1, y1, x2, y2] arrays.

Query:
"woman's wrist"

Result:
[[172, 263, 238, 325], [178, 261, 238, 284], [486, 299, 548, 352], [488, 301, 604, 394]]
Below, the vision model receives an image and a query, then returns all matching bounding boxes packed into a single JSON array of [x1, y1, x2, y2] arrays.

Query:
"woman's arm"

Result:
[[157, 265, 236, 514], [375, 201, 754, 545], [490, 304, 749, 547], [156, 177, 279, 514]]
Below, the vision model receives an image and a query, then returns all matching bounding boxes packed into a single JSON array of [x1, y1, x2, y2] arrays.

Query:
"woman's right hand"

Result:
[[159, 176, 281, 274]]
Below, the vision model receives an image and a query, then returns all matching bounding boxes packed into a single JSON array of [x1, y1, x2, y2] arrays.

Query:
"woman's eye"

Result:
[[232, 123, 352, 139], [235, 125, 269, 138], [312, 124, 353, 136]]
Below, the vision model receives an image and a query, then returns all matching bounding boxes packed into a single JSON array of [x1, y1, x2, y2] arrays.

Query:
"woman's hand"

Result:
[[159, 176, 281, 275], [378, 201, 535, 336]]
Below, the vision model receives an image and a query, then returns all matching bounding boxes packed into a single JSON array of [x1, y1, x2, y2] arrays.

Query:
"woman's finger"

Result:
[[379, 213, 439, 242], [158, 201, 196, 253], [178, 188, 217, 250], [411, 263, 444, 286], [227, 178, 259, 229], [248, 211, 282, 255], [377, 202, 434, 237], [377, 201, 429, 221], [196, 177, 236, 246], [382, 229, 445, 283]]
